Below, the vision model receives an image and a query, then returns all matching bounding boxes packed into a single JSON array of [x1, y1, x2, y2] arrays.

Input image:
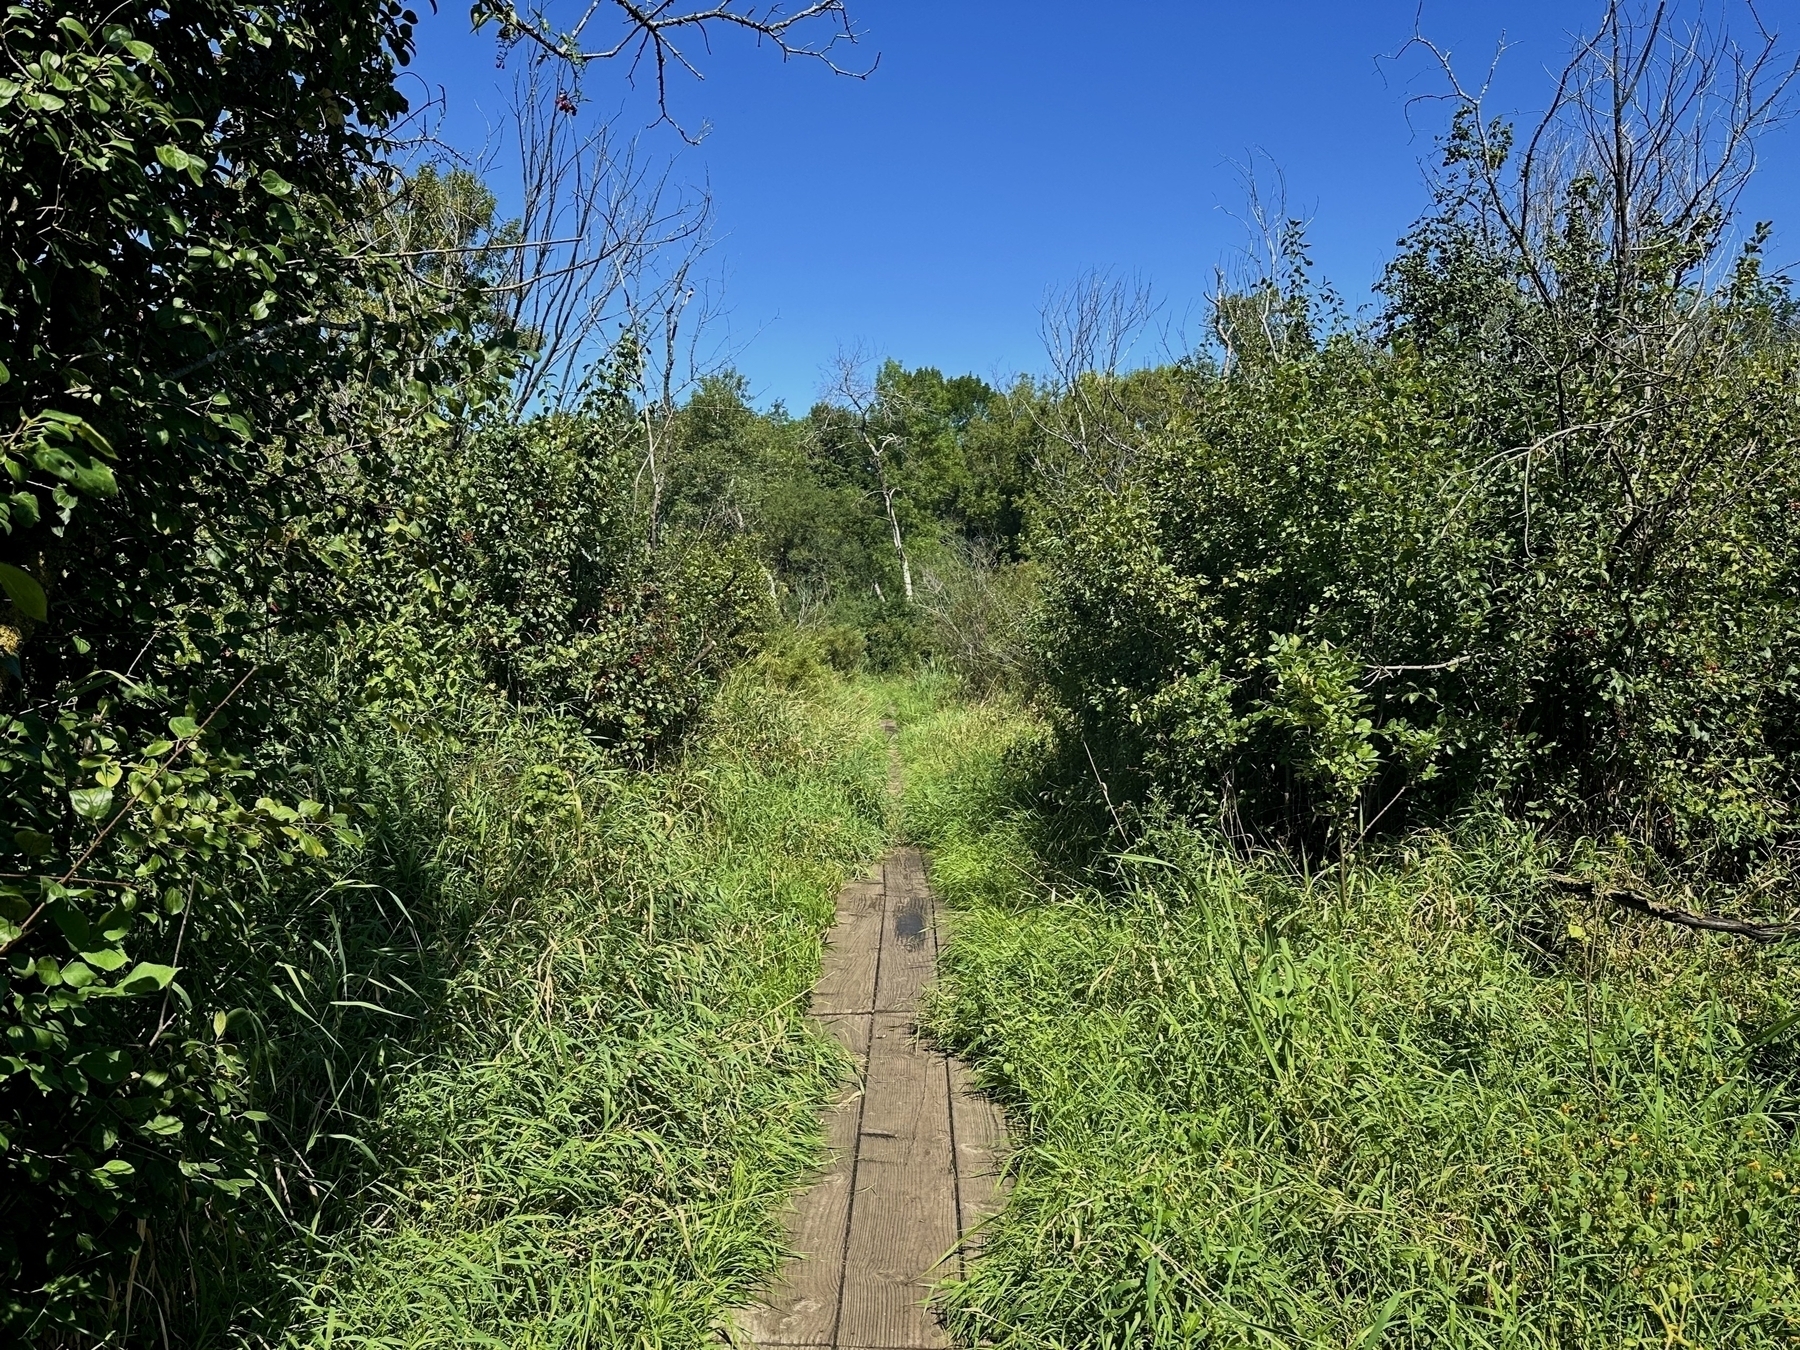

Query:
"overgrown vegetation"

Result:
[[903, 692, 1800, 1347], [893, 5, 1800, 1345], [267, 674, 889, 1347], [1034, 5, 1800, 893], [0, 0, 921, 1340], [8, 0, 1800, 1343]]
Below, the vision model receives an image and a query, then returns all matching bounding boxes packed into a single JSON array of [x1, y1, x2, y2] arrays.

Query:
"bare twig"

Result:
[[471, 0, 872, 141]]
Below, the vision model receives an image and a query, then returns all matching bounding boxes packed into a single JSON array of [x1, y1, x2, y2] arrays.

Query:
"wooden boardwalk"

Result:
[[735, 811, 1008, 1348]]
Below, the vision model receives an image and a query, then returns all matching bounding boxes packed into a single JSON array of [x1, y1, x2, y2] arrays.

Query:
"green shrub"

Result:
[[1032, 228, 1800, 873]]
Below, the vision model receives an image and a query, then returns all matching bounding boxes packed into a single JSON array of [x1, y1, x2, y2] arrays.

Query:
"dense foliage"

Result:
[[1033, 143, 1800, 887], [0, 0, 432, 1329], [0, 2, 814, 1336], [8, 0, 1799, 1341]]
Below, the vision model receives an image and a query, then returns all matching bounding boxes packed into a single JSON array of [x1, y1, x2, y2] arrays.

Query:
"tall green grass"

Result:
[[218, 672, 889, 1347], [898, 690, 1800, 1349]]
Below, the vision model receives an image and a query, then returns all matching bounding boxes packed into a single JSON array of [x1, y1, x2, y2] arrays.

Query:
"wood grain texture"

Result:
[[810, 873, 884, 1017], [733, 1011, 871, 1348], [835, 1013, 958, 1348], [736, 819, 1010, 1348], [947, 1056, 1010, 1253], [873, 850, 936, 1014]]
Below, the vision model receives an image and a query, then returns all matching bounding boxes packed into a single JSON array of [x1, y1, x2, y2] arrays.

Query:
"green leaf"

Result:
[[116, 962, 177, 995], [32, 444, 118, 496], [140, 1114, 183, 1137], [78, 1048, 133, 1084], [14, 828, 53, 857], [48, 897, 89, 948], [69, 785, 114, 820], [95, 906, 133, 941], [81, 947, 129, 972], [67, 418, 114, 458], [168, 715, 201, 739], [258, 168, 293, 196], [0, 562, 46, 622]]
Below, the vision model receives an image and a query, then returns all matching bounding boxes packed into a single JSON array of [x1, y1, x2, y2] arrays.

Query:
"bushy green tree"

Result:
[[0, 2, 447, 1330]]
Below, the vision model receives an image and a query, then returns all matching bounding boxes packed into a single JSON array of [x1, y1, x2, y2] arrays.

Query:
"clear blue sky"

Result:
[[406, 1, 1800, 409]]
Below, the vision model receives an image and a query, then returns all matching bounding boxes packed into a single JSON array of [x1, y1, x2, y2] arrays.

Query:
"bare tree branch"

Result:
[[824, 348, 914, 603], [470, 0, 873, 140], [1549, 874, 1798, 942]]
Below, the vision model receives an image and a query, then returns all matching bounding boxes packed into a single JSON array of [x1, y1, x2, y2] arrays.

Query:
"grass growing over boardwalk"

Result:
[[896, 686, 1800, 1349], [275, 673, 890, 1347]]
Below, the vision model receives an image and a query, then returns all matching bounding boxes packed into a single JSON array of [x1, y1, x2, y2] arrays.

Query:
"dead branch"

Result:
[[1548, 874, 1798, 942], [825, 349, 913, 602], [503, 66, 713, 411]]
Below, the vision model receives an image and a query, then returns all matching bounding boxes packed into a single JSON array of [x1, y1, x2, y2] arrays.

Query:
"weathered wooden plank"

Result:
[[947, 1055, 1010, 1258], [733, 1014, 869, 1346], [835, 1013, 958, 1350], [810, 874, 884, 1016], [873, 849, 936, 1015], [741, 828, 1011, 1350]]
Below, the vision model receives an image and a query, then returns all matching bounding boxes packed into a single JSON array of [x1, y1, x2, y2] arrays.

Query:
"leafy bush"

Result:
[[1032, 159, 1800, 874], [0, 8, 764, 1337], [0, 0, 443, 1330], [371, 402, 770, 758]]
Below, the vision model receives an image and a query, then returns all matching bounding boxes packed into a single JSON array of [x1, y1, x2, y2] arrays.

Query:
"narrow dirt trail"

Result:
[[735, 719, 1007, 1350]]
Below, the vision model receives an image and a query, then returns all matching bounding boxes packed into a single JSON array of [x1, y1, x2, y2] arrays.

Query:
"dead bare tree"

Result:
[[1206, 153, 1323, 373], [342, 67, 714, 420], [1034, 270, 1159, 495], [499, 67, 717, 412], [471, 0, 872, 139], [825, 349, 913, 603], [625, 243, 733, 550], [1388, 0, 1800, 582], [1399, 1, 1800, 395]]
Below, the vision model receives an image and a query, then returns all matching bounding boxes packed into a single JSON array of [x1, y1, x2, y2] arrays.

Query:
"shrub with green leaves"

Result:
[[0, 0, 440, 1330], [1032, 129, 1800, 874], [0, 3, 761, 1336]]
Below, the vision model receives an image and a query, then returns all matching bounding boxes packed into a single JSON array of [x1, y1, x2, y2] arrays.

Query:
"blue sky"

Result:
[[406, 1, 1800, 409]]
